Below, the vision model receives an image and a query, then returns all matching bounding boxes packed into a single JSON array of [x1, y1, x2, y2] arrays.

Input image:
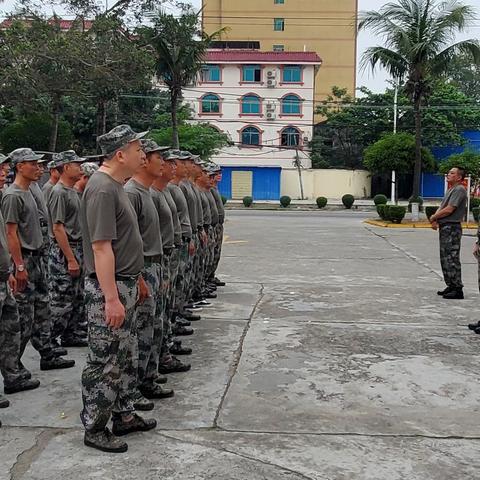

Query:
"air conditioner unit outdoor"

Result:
[[266, 79, 277, 88], [303, 136, 309, 143], [266, 102, 275, 111], [266, 70, 276, 78], [266, 112, 276, 120]]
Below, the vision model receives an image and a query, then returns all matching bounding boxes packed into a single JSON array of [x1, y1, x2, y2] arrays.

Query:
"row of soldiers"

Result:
[[0, 125, 226, 453]]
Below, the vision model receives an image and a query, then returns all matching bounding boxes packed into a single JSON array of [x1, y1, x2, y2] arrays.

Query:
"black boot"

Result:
[[111, 413, 157, 437], [170, 340, 192, 356], [4, 379, 40, 395], [468, 321, 480, 331], [84, 428, 128, 453], [437, 286, 452, 296], [158, 356, 191, 374], [40, 356, 75, 371], [443, 289, 464, 300]]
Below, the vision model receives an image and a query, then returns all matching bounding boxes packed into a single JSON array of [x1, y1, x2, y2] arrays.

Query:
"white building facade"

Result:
[[184, 50, 321, 200]]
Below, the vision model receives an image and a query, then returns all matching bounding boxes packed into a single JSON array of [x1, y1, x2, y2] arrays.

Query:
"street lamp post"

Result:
[[391, 82, 398, 205]]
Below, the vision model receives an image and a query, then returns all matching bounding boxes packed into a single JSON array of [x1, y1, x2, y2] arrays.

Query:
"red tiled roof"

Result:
[[0, 17, 93, 30], [205, 50, 322, 64]]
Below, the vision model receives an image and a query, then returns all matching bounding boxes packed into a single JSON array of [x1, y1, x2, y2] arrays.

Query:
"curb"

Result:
[[364, 219, 478, 229]]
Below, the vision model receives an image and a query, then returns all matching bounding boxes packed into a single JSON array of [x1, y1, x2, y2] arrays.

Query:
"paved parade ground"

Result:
[[2, 210, 480, 479]]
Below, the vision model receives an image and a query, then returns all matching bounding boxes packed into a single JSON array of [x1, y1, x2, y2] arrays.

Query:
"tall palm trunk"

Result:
[[412, 94, 423, 198], [171, 89, 180, 149], [49, 93, 62, 152]]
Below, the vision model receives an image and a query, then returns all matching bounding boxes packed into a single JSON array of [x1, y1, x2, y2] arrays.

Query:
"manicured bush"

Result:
[[242, 196, 253, 208], [473, 207, 480, 222], [280, 195, 291, 208], [316, 196, 328, 209], [221, 195, 227, 205], [342, 194, 355, 209], [470, 197, 480, 211], [388, 205, 407, 224], [425, 206, 439, 220], [408, 195, 424, 212], [373, 194, 388, 206], [377, 204, 387, 220]]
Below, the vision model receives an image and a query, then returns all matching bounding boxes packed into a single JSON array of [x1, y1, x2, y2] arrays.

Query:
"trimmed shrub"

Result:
[[280, 195, 291, 208], [377, 204, 387, 220], [316, 196, 328, 209], [470, 197, 480, 211], [408, 195, 424, 212], [242, 196, 253, 207], [221, 195, 227, 205], [473, 207, 480, 222], [373, 194, 388, 206], [388, 205, 407, 224], [425, 206, 439, 220], [342, 194, 355, 209]]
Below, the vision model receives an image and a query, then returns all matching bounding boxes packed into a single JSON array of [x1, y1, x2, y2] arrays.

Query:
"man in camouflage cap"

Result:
[[42, 157, 61, 203], [80, 125, 156, 453], [74, 162, 99, 197], [0, 154, 10, 201], [1, 148, 75, 375], [47, 151, 87, 349]]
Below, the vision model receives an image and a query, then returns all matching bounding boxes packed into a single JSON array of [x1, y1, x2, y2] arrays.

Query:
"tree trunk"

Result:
[[49, 94, 62, 153], [171, 90, 180, 149], [96, 99, 107, 138], [412, 94, 423, 198]]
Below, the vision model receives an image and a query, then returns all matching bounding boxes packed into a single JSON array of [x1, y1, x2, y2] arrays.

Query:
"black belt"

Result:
[[144, 254, 162, 264], [88, 273, 139, 281], [21, 248, 41, 257]]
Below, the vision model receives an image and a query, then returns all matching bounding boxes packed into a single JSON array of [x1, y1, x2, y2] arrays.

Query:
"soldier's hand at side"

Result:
[[105, 298, 125, 329], [431, 220, 439, 231], [188, 240, 195, 256], [15, 270, 28, 293], [67, 258, 81, 278], [137, 276, 150, 305], [8, 274, 17, 295]]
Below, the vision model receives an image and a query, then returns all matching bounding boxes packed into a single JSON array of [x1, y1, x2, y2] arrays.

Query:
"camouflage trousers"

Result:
[[48, 242, 85, 340], [439, 223, 463, 289], [15, 254, 54, 360], [136, 261, 162, 388], [160, 253, 174, 360], [80, 277, 139, 432], [193, 232, 207, 297], [0, 280, 23, 386], [212, 223, 224, 278], [174, 242, 189, 314], [205, 226, 216, 282]]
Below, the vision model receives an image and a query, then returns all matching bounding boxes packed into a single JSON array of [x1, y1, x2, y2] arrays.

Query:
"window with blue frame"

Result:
[[274, 18, 285, 31], [242, 65, 262, 82], [241, 126, 261, 146], [274, 0, 284, 3], [281, 127, 300, 147], [201, 65, 221, 82], [241, 95, 261, 114], [281, 94, 301, 115], [201, 94, 220, 113], [282, 65, 302, 83]]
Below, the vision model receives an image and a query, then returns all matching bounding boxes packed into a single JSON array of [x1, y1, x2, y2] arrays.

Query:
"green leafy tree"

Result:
[[438, 150, 480, 189], [363, 132, 435, 175], [140, 9, 224, 148], [359, 0, 480, 197]]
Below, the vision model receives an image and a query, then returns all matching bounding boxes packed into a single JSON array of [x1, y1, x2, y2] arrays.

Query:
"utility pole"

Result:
[[391, 81, 398, 205], [294, 148, 304, 200]]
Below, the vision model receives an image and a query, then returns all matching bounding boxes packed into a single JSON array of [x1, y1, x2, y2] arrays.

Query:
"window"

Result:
[[281, 127, 301, 147], [241, 95, 261, 114], [201, 65, 221, 82], [274, 18, 285, 31], [241, 126, 261, 146], [273, 44, 284, 52], [242, 65, 262, 82], [274, 0, 284, 3], [201, 94, 220, 114], [281, 94, 301, 115], [282, 65, 302, 83]]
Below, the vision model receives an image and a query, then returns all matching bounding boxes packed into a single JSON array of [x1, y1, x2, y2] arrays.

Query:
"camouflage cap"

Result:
[[47, 160, 57, 170], [179, 151, 197, 161], [80, 162, 99, 178], [0, 153, 10, 165], [55, 150, 85, 167], [162, 150, 180, 161], [9, 148, 44, 166], [141, 139, 170, 155], [97, 124, 149, 156]]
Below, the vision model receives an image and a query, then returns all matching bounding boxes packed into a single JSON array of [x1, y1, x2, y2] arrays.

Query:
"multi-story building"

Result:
[[185, 49, 321, 200], [202, 0, 358, 118]]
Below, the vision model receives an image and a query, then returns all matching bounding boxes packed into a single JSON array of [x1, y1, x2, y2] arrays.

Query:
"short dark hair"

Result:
[[453, 166, 466, 179], [56, 165, 64, 175]]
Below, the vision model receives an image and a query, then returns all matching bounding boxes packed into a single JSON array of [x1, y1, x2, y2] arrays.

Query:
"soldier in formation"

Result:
[[0, 125, 226, 450]]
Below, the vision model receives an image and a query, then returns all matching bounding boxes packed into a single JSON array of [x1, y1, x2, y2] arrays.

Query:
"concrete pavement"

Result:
[[1, 210, 480, 479]]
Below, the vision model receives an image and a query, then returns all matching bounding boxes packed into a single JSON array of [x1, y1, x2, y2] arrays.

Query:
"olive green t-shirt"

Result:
[[1, 183, 43, 251], [0, 210, 11, 276], [48, 182, 82, 241], [180, 181, 198, 230], [207, 190, 219, 225], [199, 190, 212, 226], [438, 184, 468, 225], [167, 183, 192, 238], [162, 187, 182, 247], [124, 179, 163, 257], [211, 187, 225, 224], [42, 180, 55, 203], [81, 171, 144, 276], [151, 186, 174, 249]]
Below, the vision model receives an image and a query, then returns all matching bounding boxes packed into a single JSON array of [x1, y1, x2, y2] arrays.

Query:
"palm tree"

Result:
[[359, 0, 480, 197], [141, 10, 224, 149]]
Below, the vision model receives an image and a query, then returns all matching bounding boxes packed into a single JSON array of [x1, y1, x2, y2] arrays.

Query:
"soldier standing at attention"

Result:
[[430, 166, 468, 300], [80, 125, 156, 454], [74, 162, 99, 197], [1, 148, 75, 372], [209, 165, 226, 287], [125, 139, 174, 406], [42, 160, 60, 202], [47, 151, 87, 348]]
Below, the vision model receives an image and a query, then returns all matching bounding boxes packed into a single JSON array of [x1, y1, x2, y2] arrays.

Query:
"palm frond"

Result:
[[360, 46, 409, 81], [430, 39, 480, 75]]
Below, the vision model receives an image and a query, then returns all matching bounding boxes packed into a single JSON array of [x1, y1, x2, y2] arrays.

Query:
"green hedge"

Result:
[[473, 207, 480, 222], [425, 206, 439, 220], [280, 196, 291, 208], [408, 195, 424, 212], [387, 205, 407, 224], [243, 196, 253, 207], [221, 195, 227, 205], [342, 194, 355, 209], [373, 194, 388, 206], [470, 197, 480, 211], [316, 196, 328, 209], [377, 204, 387, 220]]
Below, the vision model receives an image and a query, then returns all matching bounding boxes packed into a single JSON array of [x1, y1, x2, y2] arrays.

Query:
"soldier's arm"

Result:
[[5, 223, 24, 270], [53, 223, 80, 276], [430, 205, 456, 222]]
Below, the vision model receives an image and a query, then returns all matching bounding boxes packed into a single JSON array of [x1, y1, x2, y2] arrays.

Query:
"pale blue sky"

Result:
[[1, 0, 479, 92]]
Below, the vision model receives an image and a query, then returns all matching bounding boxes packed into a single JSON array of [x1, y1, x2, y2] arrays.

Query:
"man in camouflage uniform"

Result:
[[430, 166, 468, 300], [74, 162, 99, 197], [47, 151, 87, 348], [209, 164, 226, 286], [80, 125, 156, 453], [1, 148, 75, 371], [125, 139, 174, 406], [0, 153, 40, 402], [42, 160, 60, 202]]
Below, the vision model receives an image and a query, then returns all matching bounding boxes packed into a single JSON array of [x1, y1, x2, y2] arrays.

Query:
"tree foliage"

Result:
[[438, 150, 480, 186]]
